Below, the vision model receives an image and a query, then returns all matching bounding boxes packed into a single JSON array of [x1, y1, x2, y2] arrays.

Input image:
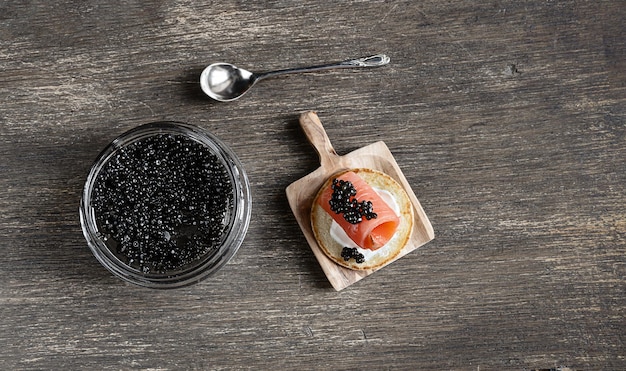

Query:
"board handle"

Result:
[[299, 111, 340, 169]]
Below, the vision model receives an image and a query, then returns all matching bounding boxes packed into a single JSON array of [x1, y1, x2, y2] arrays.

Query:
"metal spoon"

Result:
[[200, 54, 390, 102]]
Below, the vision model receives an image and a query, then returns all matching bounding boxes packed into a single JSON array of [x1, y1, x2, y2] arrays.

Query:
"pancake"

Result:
[[311, 168, 414, 270]]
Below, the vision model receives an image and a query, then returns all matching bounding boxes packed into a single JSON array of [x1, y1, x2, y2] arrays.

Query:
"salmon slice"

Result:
[[317, 171, 400, 250]]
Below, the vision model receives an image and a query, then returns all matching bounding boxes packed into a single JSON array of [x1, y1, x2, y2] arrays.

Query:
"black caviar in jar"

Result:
[[91, 134, 233, 275], [80, 122, 251, 288]]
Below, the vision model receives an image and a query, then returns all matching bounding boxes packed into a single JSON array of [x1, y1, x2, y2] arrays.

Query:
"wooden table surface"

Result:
[[1, 1, 624, 369]]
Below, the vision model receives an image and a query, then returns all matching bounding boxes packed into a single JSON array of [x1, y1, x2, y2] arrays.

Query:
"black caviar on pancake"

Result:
[[329, 178, 377, 225], [341, 247, 365, 264]]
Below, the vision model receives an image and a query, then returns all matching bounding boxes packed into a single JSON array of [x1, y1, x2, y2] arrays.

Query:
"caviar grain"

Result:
[[91, 134, 233, 275]]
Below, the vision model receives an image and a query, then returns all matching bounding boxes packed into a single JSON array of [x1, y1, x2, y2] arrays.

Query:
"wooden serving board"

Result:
[[286, 111, 434, 291]]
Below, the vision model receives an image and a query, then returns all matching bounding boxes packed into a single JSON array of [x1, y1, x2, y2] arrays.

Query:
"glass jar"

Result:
[[80, 121, 251, 288]]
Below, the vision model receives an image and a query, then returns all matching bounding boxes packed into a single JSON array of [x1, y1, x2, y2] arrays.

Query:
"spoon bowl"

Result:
[[200, 54, 390, 102], [200, 63, 257, 102]]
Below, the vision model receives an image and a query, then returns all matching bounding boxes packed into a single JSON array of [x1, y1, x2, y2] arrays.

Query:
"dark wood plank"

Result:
[[1, 0, 624, 369]]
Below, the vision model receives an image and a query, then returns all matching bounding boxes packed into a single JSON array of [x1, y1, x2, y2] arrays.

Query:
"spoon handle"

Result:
[[255, 54, 390, 81]]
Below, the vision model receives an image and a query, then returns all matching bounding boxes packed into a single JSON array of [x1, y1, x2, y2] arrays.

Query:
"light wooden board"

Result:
[[286, 111, 434, 290]]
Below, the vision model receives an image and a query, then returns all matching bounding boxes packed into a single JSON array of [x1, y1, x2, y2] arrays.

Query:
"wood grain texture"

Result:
[[1, 0, 624, 369]]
